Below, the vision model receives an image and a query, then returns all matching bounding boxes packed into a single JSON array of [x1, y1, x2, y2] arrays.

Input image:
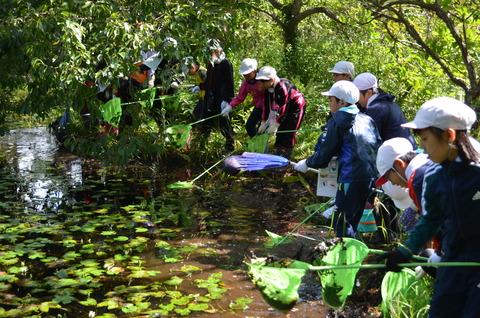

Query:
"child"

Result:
[[183, 57, 207, 121], [255, 66, 306, 159], [376, 137, 434, 233], [220, 58, 264, 138], [380, 97, 480, 317], [294, 80, 382, 238]]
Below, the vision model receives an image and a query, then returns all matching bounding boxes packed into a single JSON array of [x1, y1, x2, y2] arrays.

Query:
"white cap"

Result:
[[321, 80, 360, 105], [239, 58, 258, 75], [329, 61, 355, 78], [382, 182, 413, 209], [353, 72, 378, 91], [207, 38, 222, 50], [402, 97, 476, 131], [163, 37, 177, 47], [256, 66, 276, 80], [376, 137, 414, 187], [142, 52, 161, 71]]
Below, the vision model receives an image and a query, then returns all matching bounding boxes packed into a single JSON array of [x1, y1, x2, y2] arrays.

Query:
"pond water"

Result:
[[0, 127, 332, 317]]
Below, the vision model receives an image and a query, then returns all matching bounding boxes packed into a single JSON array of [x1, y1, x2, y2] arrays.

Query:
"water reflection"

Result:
[[0, 126, 329, 317]]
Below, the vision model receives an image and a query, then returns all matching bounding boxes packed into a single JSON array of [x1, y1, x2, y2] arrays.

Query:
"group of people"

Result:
[[88, 37, 480, 316], [292, 61, 479, 317], [186, 40, 306, 158]]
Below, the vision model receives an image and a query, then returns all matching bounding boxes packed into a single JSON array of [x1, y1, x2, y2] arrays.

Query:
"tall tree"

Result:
[[240, 0, 342, 76], [358, 0, 480, 107]]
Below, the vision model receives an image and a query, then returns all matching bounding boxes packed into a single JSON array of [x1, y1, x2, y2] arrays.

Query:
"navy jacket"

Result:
[[306, 106, 382, 183], [366, 92, 416, 148], [400, 160, 480, 266]]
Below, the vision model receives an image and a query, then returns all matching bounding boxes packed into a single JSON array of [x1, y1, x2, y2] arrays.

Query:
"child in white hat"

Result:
[[220, 58, 264, 138], [294, 80, 382, 238], [380, 97, 480, 317]]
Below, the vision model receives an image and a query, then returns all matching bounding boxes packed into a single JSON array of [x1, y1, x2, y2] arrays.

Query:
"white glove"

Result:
[[190, 86, 200, 94], [257, 121, 267, 134], [266, 120, 280, 134], [221, 101, 229, 111], [415, 266, 427, 280], [428, 252, 442, 265], [294, 159, 309, 173], [221, 105, 232, 117], [321, 205, 336, 219], [171, 81, 179, 89]]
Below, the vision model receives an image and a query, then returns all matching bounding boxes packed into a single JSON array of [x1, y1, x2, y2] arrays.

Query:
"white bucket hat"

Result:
[[402, 97, 477, 131], [239, 58, 258, 75], [255, 66, 276, 80], [376, 137, 414, 187], [321, 80, 360, 105], [329, 61, 355, 78]]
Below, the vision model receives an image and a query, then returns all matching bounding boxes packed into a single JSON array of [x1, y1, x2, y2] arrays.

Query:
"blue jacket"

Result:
[[400, 159, 480, 266], [366, 92, 416, 148], [306, 106, 381, 183]]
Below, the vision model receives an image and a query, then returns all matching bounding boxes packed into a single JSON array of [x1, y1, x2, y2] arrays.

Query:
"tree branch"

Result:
[[294, 6, 344, 26]]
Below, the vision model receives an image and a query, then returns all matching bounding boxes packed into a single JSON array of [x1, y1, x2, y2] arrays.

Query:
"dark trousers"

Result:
[[333, 181, 374, 238], [429, 267, 480, 318], [246, 107, 262, 138], [200, 92, 234, 150], [274, 102, 305, 150]]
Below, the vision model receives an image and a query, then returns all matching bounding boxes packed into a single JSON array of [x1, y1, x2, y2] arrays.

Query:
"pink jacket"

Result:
[[229, 80, 264, 109]]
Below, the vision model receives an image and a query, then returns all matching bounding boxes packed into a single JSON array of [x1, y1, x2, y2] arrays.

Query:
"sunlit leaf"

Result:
[[188, 303, 209, 311], [113, 236, 129, 241], [229, 297, 253, 310], [79, 298, 97, 306], [164, 276, 183, 286]]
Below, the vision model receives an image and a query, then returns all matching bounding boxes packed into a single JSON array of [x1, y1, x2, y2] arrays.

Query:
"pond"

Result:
[[0, 127, 336, 318]]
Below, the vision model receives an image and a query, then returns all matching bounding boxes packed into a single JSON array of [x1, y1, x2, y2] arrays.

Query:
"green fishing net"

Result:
[[314, 238, 370, 309], [381, 268, 431, 317], [138, 87, 157, 109], [100, 98, 122, 127], [164, 124, 192, 148], [246, 258, 309, 312], [161, 94, 180, 112], [243, 134, 269, 153]]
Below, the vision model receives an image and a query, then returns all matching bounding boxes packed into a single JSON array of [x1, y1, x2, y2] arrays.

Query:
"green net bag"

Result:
[[246, 258, 310, 312], [314, 238, 370, 309]]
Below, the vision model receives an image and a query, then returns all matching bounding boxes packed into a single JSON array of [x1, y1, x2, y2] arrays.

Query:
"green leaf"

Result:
[[188, 303, 209, 311], [229, 297, 253, 310], [113, 236, 129, 241], [164, 276, 183, 286], [79, 298, 97, 306]]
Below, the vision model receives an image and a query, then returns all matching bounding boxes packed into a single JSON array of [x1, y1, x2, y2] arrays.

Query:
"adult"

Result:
[[380, 97, 480, 318], [328, 60, 355, 82], [256, 66, 306, 159], [221, 58, 264, 138], [294, 80, 381, 238], [199, 39, 235, 151]]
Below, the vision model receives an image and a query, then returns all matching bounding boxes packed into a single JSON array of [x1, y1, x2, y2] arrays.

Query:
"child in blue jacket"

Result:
[[295, 80, 381, 238], [380, 97, 480, 318]]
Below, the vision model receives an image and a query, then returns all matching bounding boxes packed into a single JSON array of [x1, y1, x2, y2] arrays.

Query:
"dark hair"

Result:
[[360, 87, 384, 96], [398, 151, 419, 164], [414, 127, 480, 165]]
